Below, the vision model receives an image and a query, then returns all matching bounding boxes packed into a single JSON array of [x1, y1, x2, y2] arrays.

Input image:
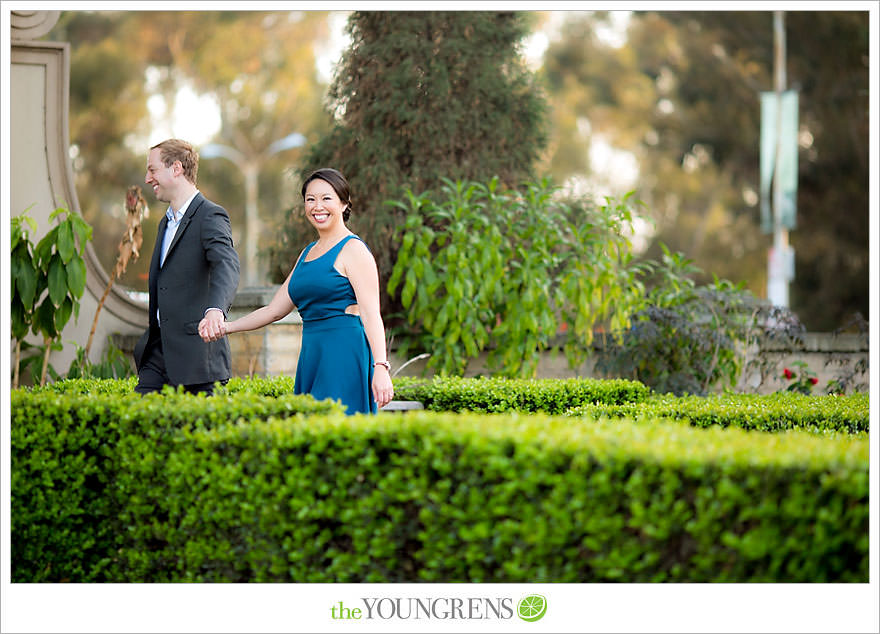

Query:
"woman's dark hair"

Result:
[[301, 168, 353, 222]]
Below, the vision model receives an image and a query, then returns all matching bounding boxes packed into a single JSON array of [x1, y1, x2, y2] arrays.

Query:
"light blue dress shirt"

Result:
[[160, 191, 198, 267]]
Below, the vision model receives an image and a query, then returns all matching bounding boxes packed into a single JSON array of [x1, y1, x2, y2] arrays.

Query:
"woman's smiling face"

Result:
[[304, 178, 347, 229]]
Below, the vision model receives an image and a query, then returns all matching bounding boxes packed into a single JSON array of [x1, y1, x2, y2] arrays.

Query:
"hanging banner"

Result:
[[759, 90, 799, 233]]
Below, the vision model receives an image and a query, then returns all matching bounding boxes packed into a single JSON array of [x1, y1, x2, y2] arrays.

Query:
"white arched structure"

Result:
[[10, 11, 148, 376]]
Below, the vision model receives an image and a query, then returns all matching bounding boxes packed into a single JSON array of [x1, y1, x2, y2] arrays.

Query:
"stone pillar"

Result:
[[226, 287, 303, 378]]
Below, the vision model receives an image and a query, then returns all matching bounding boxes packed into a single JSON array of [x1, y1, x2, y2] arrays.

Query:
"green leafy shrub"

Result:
[[13, 381, 867, 583], [593, 245, 806, 395], [392, 376, 650, 413], [65, 337, 136, 380], [33, 375, 301, 398], [566, 392, 868, 434], [273, 12, 549, 316], [114, 413, 868, 581], [11, 207, 92, 386], [10, 388, 341, 582], [388, 178, 645, 377], [222, 375, 298, 397], [29, 376, 139, 395]]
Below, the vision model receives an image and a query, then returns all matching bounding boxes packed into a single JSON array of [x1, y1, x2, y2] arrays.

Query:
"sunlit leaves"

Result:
[[389, 177, 645, 377]]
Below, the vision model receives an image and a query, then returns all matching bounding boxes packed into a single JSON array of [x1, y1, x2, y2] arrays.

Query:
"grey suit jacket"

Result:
[[134, 192, 240, 385]]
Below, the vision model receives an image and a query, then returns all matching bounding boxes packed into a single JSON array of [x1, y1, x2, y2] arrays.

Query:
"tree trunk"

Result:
[[40, 336, 53, 387], [13, 340, 21, 389]]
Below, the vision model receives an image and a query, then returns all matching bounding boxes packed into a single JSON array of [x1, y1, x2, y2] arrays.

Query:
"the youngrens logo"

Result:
[[517, 595, 547, 622], [330, 595, 548, 622]]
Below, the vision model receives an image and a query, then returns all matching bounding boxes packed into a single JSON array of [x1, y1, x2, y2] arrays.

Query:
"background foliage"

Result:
[[592, 245, 806, 395], [269, 11, 549, 313], [49, 10, 868, 332], [388, 178, 644, 377], [541, 10, 869, 330], [51, 10, 333, 290]]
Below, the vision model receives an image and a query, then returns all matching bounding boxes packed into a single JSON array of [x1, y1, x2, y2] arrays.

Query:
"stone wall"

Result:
[[225, 288, 303, 378], [735, 333, 869, 394], [388, 332, 868, 395]]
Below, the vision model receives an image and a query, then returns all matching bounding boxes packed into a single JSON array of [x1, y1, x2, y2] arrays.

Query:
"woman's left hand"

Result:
[[372, 366, 394, 409]]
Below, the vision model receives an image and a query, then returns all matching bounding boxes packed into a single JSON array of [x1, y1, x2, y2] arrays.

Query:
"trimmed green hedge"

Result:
[[392, 376, 651, 413], [28, 375, 301, 398], [36, 375, 650, 413], [32, 375, 140, 395], [565, 392, 869, 435], [112, 412, 870, 582], [11, 388, 342, 582], [11, 386, 868, 582]]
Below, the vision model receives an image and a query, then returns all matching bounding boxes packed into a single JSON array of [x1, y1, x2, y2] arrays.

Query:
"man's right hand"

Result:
[[198, 310, 227, 342]]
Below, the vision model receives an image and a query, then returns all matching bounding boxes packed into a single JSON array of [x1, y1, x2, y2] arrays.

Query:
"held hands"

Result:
[[199, 309, 228, 342], [372, 365, 394, 410]]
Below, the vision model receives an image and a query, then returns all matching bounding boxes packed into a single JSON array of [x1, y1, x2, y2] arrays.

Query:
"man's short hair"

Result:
[[152, 139, 199, 184]]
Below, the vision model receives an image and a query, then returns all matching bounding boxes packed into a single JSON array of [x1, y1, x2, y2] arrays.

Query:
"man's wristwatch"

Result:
[[374, 361, 391, 371]]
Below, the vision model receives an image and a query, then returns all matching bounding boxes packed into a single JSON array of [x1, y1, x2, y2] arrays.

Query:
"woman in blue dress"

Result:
[[198, 168, 394, 414]]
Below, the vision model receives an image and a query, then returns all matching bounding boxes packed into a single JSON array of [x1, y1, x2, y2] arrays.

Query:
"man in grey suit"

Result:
[[134, 138, 240, 395]]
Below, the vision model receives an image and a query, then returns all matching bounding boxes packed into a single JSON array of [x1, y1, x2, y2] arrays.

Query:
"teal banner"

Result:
[[760, 90, 799, 233]]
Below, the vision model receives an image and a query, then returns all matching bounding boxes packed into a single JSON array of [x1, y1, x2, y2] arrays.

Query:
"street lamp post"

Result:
[[201, 132, 306, 287]]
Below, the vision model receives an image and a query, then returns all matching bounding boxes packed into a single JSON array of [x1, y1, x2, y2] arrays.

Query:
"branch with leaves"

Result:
[[11, 207, 92, 386]]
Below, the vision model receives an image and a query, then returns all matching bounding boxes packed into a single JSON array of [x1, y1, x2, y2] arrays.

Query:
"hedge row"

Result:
[[565, 392, 869, 435], [36, 376, 651, 413], [11, 388, 342, 582], [28, 377, 867, 434], [11, 388, 868, 582], [28, 375, 300, 397], [392, 376, 651, 413]]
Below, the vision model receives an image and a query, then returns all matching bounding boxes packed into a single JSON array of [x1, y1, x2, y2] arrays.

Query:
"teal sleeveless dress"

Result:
[[288, 235, 377, 415]]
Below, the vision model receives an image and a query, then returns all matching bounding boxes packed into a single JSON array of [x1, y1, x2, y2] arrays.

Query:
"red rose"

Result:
[[810, 377, 818, 385], [783, 368, 793, 379]]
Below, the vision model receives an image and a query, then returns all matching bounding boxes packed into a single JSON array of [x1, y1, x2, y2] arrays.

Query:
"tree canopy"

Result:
[[51, 10, 333, 290], [541, 10, 869, 330], [48, 10, 868, 331], [269, 11, 549, 312]]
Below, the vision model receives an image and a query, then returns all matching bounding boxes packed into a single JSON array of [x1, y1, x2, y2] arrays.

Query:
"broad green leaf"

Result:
[[55, 296, 74, 332], [462, 329, 478, 357], [34, 227, 58, 267], [401, 276, 416, 308], [11, 224, 21, 251], [387, 264, 403, 296], [10, 254, 20, 296], [47, 255, 67, 306], [66, 257, 87, 298], [13, 251, 39, 310], [401, 233, 414, 254], [434, 302, 450, 333], [33, 297, 58, 338], [48, 206, 67, 223], [57, 221, 75, 263], [450, 279, 463, 302], [71, 214, 93, 246], [11, 297, 29, 339]]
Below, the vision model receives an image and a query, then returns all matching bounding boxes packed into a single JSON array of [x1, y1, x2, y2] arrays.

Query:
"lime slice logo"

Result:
[[517, 594, 547, 622]]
